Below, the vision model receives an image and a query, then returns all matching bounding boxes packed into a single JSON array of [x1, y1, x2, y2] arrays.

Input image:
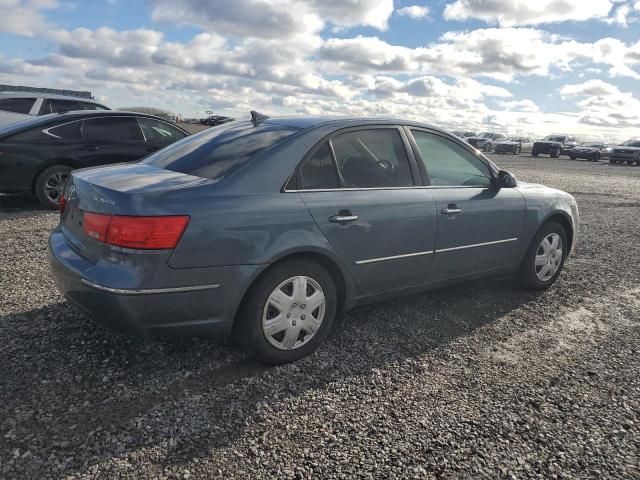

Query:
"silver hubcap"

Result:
[[535, 233, 563, 282], [262, 276, 326, 351], [44, 172, 69, 204]]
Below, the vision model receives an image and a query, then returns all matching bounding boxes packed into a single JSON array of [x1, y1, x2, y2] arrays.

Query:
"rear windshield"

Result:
[[143, 121, 298, 180]]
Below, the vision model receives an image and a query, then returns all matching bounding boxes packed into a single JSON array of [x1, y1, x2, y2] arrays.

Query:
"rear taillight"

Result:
[[59, 194, 67, 214], [83, 213, 190, 249]]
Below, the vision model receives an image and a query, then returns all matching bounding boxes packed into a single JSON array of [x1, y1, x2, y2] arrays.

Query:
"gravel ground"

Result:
[[1, 155, 639, 479]]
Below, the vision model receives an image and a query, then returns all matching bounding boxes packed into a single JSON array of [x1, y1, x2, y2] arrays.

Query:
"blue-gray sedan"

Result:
[[49, 114, 579, 364]]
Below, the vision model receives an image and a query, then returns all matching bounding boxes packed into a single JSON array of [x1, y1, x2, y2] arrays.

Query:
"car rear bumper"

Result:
[[48, 229, 258, 337]]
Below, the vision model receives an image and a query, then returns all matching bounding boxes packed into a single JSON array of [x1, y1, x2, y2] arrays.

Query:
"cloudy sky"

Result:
[[0, 0, 639, 139]]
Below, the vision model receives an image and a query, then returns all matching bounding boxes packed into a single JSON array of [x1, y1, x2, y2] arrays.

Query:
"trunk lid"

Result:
[[61, 163, 209, 259]]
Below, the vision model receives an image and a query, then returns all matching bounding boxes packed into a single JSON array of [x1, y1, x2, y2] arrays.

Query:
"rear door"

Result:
[[408, 128, 525, 281], [75, 116, 150, 166], [297, 127, 437, 294]]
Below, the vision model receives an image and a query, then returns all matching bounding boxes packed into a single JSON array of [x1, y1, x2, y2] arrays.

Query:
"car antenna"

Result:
[[250, 110, 269, 123]]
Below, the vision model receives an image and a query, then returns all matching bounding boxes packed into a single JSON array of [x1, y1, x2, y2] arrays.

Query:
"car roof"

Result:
[[0, 91, 104, 103], [0, 110, 187, 138], [261, 116, 440, 131]]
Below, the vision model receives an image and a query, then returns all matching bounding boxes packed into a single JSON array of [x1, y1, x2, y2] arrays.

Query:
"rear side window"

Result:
[[82, 117, 142, 142], [299, 142, 339, 189], [144, 121, 297, 181], [0, 97, 36, 114], [331, 129, 413, 188], [47, 121, 82, 140]]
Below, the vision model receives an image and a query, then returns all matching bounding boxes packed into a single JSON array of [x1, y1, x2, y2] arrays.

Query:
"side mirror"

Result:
[[495, 170, 518, 189]]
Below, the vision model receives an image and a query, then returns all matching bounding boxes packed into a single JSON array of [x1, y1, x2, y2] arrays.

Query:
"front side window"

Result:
[[138, 117, 187, 146], [0, 97, 36, 114], [331, 129, 413, 188], [82, 117, 142, 142], [299, 142, 339, 189], [144, 121, 297, 181], [411, 130, 492, 188]]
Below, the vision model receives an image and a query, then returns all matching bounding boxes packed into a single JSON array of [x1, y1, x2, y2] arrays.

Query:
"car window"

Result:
[[411, 130, 492, 188], [45, 99, 87, 114], [46, 121, 82, 140], [144, 121, 297, 181], [299, 142, 339, 189], [331, 129, 413, 188], [0, 97, 36, 114], [82, 117, 142, 142], [138, 117, 187, 146]]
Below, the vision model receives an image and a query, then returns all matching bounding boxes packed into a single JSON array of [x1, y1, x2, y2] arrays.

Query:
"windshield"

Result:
[[622, 140, 640, 147], [143, 121, 298, 180], [544, 136, 565, 142], [478, 132, 493, 138]]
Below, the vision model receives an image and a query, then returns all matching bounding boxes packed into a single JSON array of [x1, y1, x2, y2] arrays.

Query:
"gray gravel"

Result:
[[1, 155, 639, 479]]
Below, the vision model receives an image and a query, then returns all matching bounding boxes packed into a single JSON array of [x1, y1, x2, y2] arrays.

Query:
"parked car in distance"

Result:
[[494, 137, 534, 155], [532, 135, 577, 158], [451, 130, 476, 139], [609, 139, 640, 165], [0, 92, 110, 127], [49, 113, 579, 364], [199, 115, 234, 126], [568, 142, 612, 161], [464, 132, 506, 152], [0, 111, 189, 208]]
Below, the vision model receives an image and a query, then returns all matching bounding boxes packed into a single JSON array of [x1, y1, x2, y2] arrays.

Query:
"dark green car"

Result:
[[0, 111, 189, 208]]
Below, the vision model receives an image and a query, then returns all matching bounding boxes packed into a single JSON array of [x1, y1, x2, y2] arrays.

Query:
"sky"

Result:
[[0, 0, 639, 140]]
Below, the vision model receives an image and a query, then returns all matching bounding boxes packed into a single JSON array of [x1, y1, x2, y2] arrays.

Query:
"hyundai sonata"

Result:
[[49, 113, 579, 364]]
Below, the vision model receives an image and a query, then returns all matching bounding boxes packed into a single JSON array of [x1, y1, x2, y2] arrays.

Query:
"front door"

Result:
[[408, 128, 525, 281], [296, 128, 437, 294]]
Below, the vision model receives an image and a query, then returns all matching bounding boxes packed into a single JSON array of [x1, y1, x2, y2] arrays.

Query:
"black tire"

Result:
[[235, 259, 338, 365], [592, 152, 600, 162], [532, 150, 539, 157], [514, 146, 521, 155], [569, 155, 576, 160], [550, 149, 560, 159], [518, 222, 568, 290], [34, 165, 72, 209], [609, 159, 617, 164]]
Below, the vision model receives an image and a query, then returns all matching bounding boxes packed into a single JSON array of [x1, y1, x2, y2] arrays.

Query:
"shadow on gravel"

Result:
[[0, 194, 51, 219], [0, 278, 545, 474]]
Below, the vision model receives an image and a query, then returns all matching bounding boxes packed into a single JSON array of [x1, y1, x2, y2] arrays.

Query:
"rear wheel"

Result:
[[514, 146, 521, 155], [34, 165, 72, 209], [518, 222, 567, 290], [236, 260, 337, 364], [569, 155, 576, 160], [592, 152, 600, 162], [532, 150, 539, 157], [550, 149, 560, 159]]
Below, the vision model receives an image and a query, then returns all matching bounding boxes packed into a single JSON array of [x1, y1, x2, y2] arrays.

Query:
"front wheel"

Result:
[[236, 260, 337, 364], [514, 146, 521, 155], [34, 165, 72, 209], [518, 222, 568, 290]]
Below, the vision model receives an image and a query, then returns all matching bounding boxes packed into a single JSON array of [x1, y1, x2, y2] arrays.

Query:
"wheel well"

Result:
[[31, 160, 75, 193], [233, 251, 348, 327], [544, 214, 574, 251]]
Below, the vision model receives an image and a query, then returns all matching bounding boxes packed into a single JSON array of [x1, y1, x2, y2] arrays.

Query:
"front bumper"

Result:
[[48, 229, 258, 337]]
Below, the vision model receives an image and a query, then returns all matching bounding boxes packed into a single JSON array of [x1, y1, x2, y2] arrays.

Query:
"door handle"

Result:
[[80, 145, 99, 151], [329, 210, 358, 223], [441, 204, 462, 215]]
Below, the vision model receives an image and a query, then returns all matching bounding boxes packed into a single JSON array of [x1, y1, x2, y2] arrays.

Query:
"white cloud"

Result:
[[0, 0, 58, 37], [496, 99, 541, 112], [396, 5, 429, 19], [444, 0, 614, 26], [149, 0, 393, 39]]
